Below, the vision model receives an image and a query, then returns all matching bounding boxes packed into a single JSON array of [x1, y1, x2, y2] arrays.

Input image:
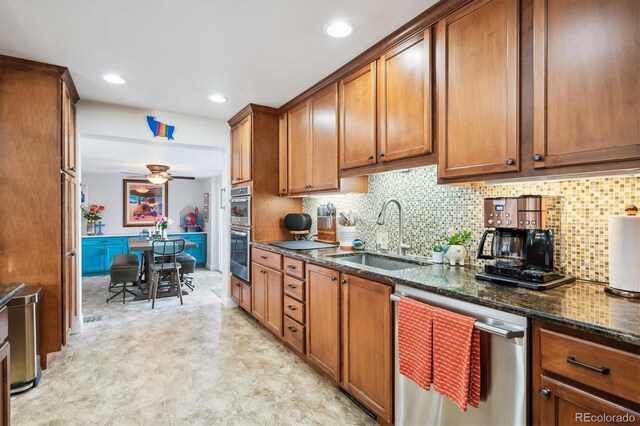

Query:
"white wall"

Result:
[[82, 173, 209, 234], [77, 101, 229, 148]]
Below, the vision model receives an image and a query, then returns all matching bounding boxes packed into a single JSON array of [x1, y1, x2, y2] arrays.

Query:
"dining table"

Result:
[[127, 237, 198, 300]]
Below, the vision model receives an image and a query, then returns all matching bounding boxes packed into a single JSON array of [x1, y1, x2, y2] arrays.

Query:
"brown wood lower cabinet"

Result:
[[306, 264, 341, 382], [0, 306, 9, 425], [533, 321, 640, 425], [341, 273, 393, 423], [231, 275, 252, 313], [250, 262, 283, 336]]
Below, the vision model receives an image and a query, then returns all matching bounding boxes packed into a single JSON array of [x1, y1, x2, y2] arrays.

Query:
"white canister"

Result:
[[432, 251, 444, 264], [339, 227, 357, 249]]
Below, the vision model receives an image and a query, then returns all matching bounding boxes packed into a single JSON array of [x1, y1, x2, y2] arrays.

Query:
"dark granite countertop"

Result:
[[0, 283, 26, 308], [252, 242, 640, 346]]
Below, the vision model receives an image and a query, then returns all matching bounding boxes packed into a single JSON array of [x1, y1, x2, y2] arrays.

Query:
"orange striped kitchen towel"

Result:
[[398, 296, 433, 391], [431, 305, 481, 411]]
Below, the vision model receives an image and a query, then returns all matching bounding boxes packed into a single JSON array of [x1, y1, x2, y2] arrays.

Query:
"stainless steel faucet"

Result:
[[376, 198, 411, 256]]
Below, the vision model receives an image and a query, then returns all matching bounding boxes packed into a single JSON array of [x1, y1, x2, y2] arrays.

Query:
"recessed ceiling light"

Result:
[[325, 21, 353, 38], [103, 74, 126, 85], [209, 94, 227, 103]]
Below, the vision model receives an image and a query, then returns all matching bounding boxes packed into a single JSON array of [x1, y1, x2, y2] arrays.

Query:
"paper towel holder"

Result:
[[604, 204, 640, 300]]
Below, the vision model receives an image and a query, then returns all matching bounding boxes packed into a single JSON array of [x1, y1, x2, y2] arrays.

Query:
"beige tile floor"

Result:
[[11, 269, 374, 425]]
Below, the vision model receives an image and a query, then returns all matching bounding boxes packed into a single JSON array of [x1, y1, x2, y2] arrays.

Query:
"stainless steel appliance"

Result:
[[476, 196, 574, 290], [392, 284, 528, 426], [230, 186, 251, 227], [230, 226, 251, 281], [8, 286, 42, 393]]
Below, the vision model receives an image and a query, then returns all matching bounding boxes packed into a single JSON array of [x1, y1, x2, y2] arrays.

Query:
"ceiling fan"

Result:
[[121, 164, 196, 184]]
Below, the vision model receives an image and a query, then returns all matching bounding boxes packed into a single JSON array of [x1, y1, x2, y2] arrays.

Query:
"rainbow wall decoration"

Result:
[[146, 116, 175, 140]]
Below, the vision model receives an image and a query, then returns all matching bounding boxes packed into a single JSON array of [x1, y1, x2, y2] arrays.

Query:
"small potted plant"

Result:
[[441, 230, 472, 266], [81, 204, 105, 235], [432, 245, 445, 264]]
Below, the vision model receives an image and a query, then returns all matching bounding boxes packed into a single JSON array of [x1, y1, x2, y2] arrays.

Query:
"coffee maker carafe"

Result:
[[476, 196, 574, 290]]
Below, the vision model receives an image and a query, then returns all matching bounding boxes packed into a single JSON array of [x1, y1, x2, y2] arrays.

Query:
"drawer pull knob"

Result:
[[506, 157, 515, 166], [566, 356, 610, 375], [368, 154, 374, 160], [287, 305, 296, 311], [260, 255, 268, 259], [287, 284, 296, 289], [287, 326, 296, 332], [287, 265, 296, 269], [533, 153, 543, 162], [331, 276, 337, 281], [539, 388, 551, 400], [341, 279, 348, 285]]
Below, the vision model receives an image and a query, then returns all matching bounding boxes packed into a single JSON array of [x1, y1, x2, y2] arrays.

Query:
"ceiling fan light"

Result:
[[147, 174, 168, 185]]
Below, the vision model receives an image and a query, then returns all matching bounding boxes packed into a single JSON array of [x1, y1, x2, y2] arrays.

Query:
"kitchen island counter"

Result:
[[252, 242, 640, 345]]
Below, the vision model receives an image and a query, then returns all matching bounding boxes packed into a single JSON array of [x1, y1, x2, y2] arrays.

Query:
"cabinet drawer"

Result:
[[540, 328, 640, 403], [283, 257, 304, 279], [284, 295, 305, 324], [284, 276, 305, 302], [284, 316, 305, 354], [0, 307, 6, 343], [251, 247, 282, 270]]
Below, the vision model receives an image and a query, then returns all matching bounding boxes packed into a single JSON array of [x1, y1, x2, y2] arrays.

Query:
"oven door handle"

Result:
[[230, 229, 249, 237], [231, 197, 250, 203], [391, 293, 524, 339]]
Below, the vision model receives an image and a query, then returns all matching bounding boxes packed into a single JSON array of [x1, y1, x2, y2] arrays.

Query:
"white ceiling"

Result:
[[0, 0, 438, 120], [81, 137, 224, 178]]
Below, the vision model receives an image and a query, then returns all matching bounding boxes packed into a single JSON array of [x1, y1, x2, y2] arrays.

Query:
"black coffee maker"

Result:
[[476, 196, 574, 290]]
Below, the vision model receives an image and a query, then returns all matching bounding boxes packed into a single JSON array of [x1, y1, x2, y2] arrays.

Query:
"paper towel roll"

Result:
[[609, 216, 640, 292]]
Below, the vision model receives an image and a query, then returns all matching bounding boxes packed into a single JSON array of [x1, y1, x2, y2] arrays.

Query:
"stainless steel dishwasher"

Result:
[[392, 284, 528, 426]]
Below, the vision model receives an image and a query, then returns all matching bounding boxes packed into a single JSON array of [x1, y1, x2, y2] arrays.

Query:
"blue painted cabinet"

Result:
[[82, 233, 207, 276]]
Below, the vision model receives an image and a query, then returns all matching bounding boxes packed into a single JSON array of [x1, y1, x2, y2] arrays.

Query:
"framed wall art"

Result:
[[123, 179, 168, 227]]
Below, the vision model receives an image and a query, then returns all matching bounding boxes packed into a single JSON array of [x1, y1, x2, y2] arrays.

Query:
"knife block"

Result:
[[317, 215, 337, 243]]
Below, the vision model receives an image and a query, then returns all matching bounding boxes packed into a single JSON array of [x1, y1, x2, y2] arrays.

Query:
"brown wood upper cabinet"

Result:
[[61, 81, 77, 177], [339, 29, 432, 171], [533, 0, 640, 169], [278, 113, 288, 195], [378, 29, 432, 163], [288, 84, 339, 194], [305, 263, 341, 382], [437, 0, 519, 179], [340, 62, 377, 169], [231, 114, 252, 184], [341, 274, 393, 423]]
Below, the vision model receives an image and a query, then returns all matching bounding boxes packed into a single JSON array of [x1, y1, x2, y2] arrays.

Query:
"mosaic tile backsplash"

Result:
[[303, 166, 639, 283]]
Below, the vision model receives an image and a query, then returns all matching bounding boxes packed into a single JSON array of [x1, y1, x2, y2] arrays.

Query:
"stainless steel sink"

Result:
[[329, 253, 422, 271]]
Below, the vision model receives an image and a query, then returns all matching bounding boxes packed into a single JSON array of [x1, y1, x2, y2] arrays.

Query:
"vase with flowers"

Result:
[[155, 216, 173, 239], [81, 204, 105, 235]]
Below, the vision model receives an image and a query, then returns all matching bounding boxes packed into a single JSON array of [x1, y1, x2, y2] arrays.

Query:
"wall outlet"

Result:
[[376, 232, 389, 251]]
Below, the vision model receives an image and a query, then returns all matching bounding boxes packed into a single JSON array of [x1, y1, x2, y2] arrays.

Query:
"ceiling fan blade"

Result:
[[171, 176, 196, 180], [120, 171, 145, 175], [124, 175, 147, 179]]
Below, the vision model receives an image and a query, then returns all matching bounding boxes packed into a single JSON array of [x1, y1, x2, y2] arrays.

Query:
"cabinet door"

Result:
[[288, 101, 312, 194], [264, 268, 283, 337], [278, 113, 288, 195], [231, 124, 242, 184], [378, 29, 432, 162], [437, 0, 519, 178], [62, 173, 77, 342], [238, 114, 252, 182], [310, 84, 339, 192], [341, 274, 393, 423], [105, 244, 129, 266], [251, 262, 266, 322], [240, 281, 252, 312], [306, 264, 340, 382], [61, 82, 77, 176], [231, 276, 241, 303], [340, 63, 377, 169], [536, 375, 640, 426], [0, 342, 9, 425], [533, 0, 640, 169], [82, 245, 105, 274]]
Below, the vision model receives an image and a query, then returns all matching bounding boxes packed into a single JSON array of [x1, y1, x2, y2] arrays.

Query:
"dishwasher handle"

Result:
[[391, 293, 524, 340]]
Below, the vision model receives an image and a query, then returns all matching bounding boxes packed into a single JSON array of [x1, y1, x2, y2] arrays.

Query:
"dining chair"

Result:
[[149, 238, 185, 309]]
